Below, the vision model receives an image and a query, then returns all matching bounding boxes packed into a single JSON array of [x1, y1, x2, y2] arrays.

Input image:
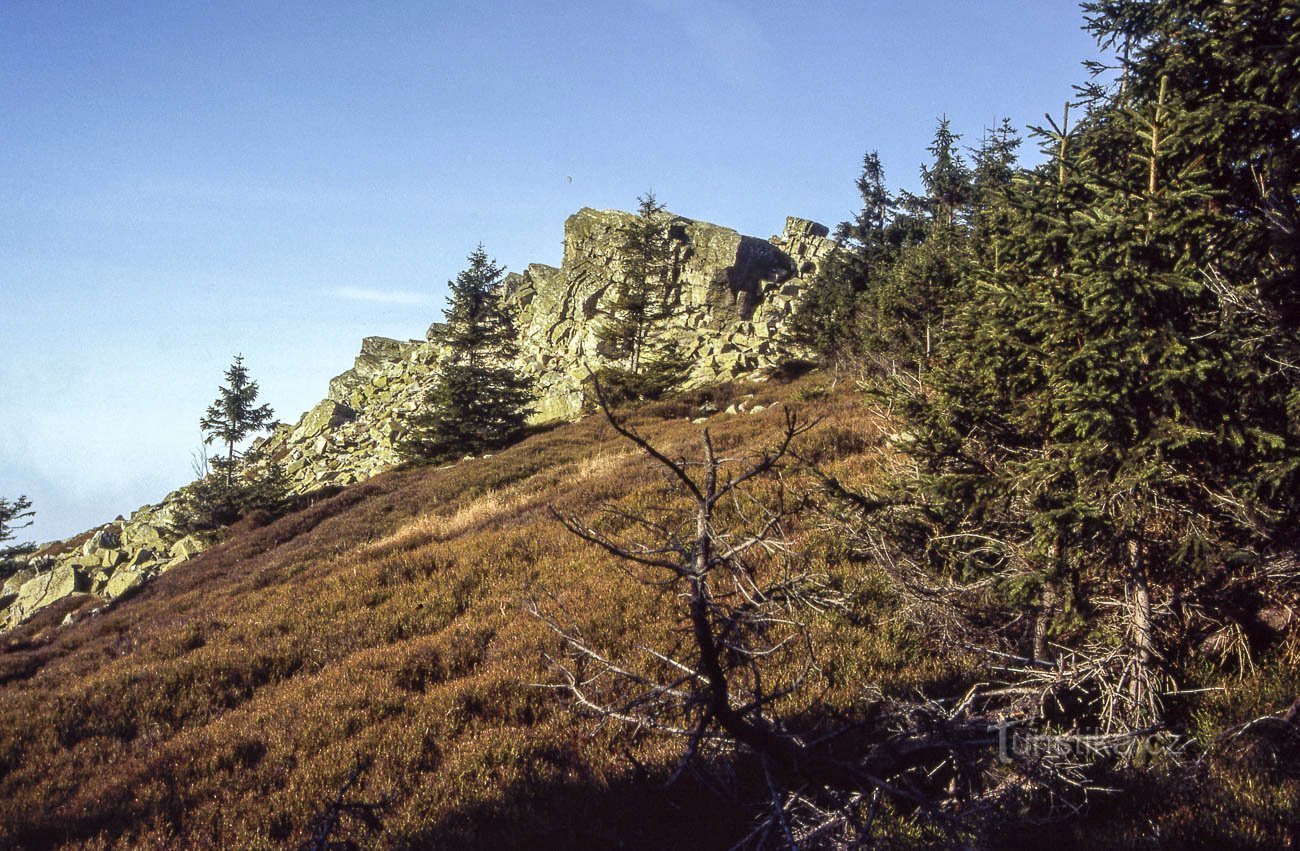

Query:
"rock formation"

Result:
[[256, 208, 834, 492], [0, 501, 209, 630], [0, 207, 833, 629]]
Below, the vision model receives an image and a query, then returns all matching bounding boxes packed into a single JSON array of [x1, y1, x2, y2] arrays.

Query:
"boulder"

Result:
[[168, 535, 206, 562], [150, 502, 181, 527], [326, 337, 418, 402], [781, 216, 830, 240], [83, 528, 120, 555], [13, 566, 88, 617], [0, 567, 36, 608], [100, 548, 126, 569], [62, 554, 100, 572], [104, 569, 147, 600], [293, 400, 357, 441], [122, 522, 166, 550], [125, 548, 157, 568]]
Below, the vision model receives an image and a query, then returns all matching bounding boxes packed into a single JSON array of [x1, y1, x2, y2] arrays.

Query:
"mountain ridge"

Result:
[[1, 206, 833, 631]]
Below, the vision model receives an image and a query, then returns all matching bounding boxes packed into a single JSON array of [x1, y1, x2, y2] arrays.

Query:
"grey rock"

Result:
[[104, 569, 147, 599], [13, 565, 88, 618], [0, 566, 36, 609], [122, 521, 166, 550], [293, 400, 357, 441], [125, 548, 156, 568], [83, 528, 120, 555], [168, 535, 206, 562]]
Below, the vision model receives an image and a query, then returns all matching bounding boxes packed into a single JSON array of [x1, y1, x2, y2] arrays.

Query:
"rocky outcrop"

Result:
[[0, 497, 211, 630], [510, 209, 833, 420], [256, 208, 835, 491], [2, 206, 833, 631]]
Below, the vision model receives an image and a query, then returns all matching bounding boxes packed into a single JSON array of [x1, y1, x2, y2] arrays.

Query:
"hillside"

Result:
[[1, 374, 1295, 849], [1, 207, 834, 633], [0, 376, 863, 849]]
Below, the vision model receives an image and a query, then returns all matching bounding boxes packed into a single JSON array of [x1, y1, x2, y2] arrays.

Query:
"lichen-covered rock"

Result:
[[104, 569, 147, 600], [10, 566, 87, 621], [0, 567, 36, 609], [506, 209, 834, 421], [122, 521, 166, 551], [292, 400, 357, 441], [1, 492, 199, 629], [125, 548, 157, 568], [326, 337, 423, 403], [83, 528, 120, 555], [168, 535, 206, 562], [100, 548, 126, 569], [248, 207, 835, 500]]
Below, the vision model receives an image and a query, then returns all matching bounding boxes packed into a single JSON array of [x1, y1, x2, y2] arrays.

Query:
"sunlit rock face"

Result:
[[257, 207, 835, 495], [1, 504, 211, 631], [510, 208, 834, 420]]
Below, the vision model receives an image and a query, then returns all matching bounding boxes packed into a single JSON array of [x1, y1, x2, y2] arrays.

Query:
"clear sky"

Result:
[[1, 1, 1101, 543]]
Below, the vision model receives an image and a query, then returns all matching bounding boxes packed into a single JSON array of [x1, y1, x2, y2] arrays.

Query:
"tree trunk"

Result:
[[1126, 537, 1160, 726], [1032, 536, 1062, 663], [1127, 538, 1154, 669]]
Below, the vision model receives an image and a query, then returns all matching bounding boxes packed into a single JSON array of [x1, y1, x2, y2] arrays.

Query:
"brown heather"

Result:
[[0, 376, 1295, 849]]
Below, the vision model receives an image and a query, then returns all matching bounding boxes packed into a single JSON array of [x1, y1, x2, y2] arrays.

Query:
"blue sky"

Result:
[[1, 1, 1101, 543]]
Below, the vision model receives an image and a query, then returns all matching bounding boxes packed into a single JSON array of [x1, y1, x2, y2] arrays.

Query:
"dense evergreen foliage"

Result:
[[809, 0, 1300, 729], [793, 119, 1007, 370], [402, 247, 534, 462]]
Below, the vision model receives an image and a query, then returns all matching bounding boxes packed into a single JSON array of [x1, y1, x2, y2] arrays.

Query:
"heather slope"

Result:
[[0, 374, 1294, 850], [0, 376, 893, 850]]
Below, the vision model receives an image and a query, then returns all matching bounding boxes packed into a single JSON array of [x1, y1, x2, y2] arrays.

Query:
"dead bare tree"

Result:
[[533, 383, 1096, 848]]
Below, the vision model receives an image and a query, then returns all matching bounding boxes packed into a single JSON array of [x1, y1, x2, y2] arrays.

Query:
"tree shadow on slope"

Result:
[[392, 760, 761, 851]]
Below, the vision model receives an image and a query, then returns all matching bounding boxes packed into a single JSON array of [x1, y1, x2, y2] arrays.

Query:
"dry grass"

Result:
[[0, 373, 1294, 849]]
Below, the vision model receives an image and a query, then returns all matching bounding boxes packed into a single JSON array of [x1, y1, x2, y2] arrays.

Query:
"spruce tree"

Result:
[[186, 355, 284, 530], [792, 151, 899, 362], [597, 192, 676, 376], [873, 117, 973, 366], [869, 1, 1300, 728], [588, 192, 692, 402], [969, 118, 1022, 269], [1081, 0, 1300, 514], [917, 115, 972, 229], [0, 495, 35, 577], [200, 355, 277, 488], [403, 246, 534, 461]]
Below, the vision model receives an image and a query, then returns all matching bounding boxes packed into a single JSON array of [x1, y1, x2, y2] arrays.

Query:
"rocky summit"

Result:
[[1, 207, 832, 630], [255, 207, 834, 496]]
